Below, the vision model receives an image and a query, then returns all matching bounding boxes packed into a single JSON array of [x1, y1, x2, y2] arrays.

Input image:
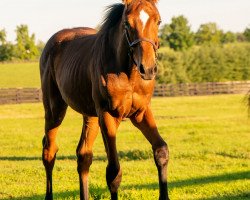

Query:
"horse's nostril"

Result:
[[139, 64, 146, 75]]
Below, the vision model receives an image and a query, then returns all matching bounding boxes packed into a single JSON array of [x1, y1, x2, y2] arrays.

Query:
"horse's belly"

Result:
[[56, 73, 97, 116]]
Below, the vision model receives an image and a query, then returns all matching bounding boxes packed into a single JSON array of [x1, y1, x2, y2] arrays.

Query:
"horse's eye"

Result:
[[124, 21, 130, 29], [157, 20, 162, 26]]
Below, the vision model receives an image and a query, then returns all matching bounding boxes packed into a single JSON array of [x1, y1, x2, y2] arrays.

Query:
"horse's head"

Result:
[[122, 0, 161, 80]]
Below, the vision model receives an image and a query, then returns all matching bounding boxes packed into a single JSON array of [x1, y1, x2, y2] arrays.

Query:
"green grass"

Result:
[[0, 95, 249, 199], [0, 62, 40, 88]]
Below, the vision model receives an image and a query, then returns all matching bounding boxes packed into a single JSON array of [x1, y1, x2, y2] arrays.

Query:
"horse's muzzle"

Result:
[[139, 64, 157, 80]]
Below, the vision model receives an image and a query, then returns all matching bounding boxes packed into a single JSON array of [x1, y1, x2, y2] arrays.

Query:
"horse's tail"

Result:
[[39, 33, 57, 80]]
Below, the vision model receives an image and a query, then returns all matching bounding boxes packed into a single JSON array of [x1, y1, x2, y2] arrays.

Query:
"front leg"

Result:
[[99, 111, 122, 200], [130, 107, 170, 200]]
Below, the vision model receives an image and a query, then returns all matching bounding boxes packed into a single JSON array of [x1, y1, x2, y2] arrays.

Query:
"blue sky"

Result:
[[1, 0, 250, 42]]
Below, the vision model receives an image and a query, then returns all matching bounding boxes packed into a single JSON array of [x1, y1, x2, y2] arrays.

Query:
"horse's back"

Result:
[[40, 27, 96, 73], [53, 27, 96, 43]]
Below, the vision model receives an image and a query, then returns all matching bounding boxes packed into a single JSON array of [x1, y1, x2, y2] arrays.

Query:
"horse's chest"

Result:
[[104, 74, 152, 118]]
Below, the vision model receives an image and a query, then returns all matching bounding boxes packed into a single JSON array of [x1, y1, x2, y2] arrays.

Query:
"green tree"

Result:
[[14, 24, 39, 60], [184, 46, 225, 82], [195, 23, 223, 45], [0, 29, 14, 61], [243, 27, 250, 42], [159, 24, 171, 47], [0, 29, 7, 44], [157, 47, 189, 83], [236, 32, 246, 42], [157, 43, 250, 84], [223, 43, 250, 80], [160, 15, 194, 51], [221, 31, 236, 43]]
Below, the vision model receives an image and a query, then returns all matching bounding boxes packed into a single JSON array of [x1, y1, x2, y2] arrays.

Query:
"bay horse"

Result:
[[40, 0, 169, 199]]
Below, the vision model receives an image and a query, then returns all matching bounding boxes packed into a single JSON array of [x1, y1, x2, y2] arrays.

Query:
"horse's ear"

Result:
[[122, 0, 134, 5]]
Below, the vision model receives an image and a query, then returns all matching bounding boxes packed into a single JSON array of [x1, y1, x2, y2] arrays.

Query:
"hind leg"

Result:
[[76, 116, 99, 200], [41, 73, 68, 200], [42, 103, 67, 200]]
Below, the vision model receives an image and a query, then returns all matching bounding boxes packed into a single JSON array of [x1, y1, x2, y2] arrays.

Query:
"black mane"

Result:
[[93, 3, 126, 71], [99, 3, 125, 34]]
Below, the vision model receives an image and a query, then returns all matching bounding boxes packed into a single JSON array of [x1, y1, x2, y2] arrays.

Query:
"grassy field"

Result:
[[0, 95, 249, 199], [0, 62, 40, 88]]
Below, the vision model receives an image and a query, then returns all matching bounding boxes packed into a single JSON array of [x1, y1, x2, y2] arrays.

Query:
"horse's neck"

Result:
[[104, 28, 131, 74]]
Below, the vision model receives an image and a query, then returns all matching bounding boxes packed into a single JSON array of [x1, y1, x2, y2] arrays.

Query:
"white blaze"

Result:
[[140, 10, 149, 31]]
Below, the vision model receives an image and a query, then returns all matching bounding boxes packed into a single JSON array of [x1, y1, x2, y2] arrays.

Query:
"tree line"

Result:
[[1, 17, 250, 83], [157, 15, 250, 83], [157, 43, 250, 83], [159, 15, 250, 50]]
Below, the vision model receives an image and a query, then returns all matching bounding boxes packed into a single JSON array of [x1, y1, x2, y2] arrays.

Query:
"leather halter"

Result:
[[124, 28, 158, 51], [124, 26, 158, 66]]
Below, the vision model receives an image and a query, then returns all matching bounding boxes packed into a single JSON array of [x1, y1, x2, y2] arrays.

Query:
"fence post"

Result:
[[16, 89, 21, 104], [38, 89, 43, 102]]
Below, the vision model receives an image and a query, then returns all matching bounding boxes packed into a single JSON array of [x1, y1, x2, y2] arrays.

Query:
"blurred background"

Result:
[[0, 1, 249, 200]]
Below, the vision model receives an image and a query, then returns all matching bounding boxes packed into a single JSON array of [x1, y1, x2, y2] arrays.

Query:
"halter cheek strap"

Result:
[[125, 29, 158, 51], [124, 28, 159, 66]]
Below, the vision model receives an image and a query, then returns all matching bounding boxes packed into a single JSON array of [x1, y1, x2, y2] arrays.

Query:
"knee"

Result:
[[77, 152, 93, 172], [153, 144, 169, 168]]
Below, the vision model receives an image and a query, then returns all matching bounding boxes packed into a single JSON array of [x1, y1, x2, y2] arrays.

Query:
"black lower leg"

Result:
[[153, 145, 170, 200], [45, 168, 54, 200], [43, 152, 56, 200], [42, 135, 58, 200], [106, 163, 122, 200]]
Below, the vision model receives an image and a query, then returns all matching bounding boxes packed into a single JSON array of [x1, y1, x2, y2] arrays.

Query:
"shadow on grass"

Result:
[[1, 170, 248, 200], [170, 170, 250, 189], [200, 192, 250, 200], [121, 170, 250, 190], [0, 190, 78, 200], [0, 155, 76, 161], [1, 185, 108, 200], [0, 149, 153, 161]]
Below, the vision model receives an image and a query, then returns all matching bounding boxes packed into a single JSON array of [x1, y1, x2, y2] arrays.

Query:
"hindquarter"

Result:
[[55, 38, 97, 115], [40, 27, 98, 116]]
